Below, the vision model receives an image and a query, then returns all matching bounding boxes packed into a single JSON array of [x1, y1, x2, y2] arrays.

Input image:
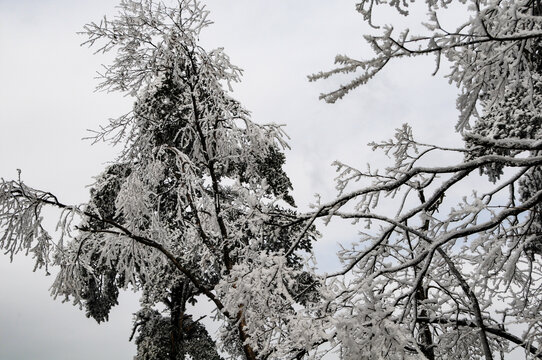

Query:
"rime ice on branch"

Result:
[[304, 1, 542, 359]]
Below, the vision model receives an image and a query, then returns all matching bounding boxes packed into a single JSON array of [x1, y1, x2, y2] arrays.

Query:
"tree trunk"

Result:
[[169, 282, 188, 360], [417, 286, 435, 360]]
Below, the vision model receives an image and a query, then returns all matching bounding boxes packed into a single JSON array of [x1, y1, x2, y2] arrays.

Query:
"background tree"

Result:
[[298, 1, 542, 359]]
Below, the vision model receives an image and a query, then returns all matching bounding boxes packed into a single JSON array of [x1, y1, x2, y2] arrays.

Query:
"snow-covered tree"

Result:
[[0, 1, 317, 359], [6, 1, 542, 359], [302, 1, 542, 359]]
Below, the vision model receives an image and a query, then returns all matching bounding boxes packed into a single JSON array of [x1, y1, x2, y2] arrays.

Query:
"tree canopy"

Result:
[[2, 0, 542, 359]]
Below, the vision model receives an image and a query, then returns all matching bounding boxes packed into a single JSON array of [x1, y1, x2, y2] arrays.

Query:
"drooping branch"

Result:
[[5, 181, 230, 318]]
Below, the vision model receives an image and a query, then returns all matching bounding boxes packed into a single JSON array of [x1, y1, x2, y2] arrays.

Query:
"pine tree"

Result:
[[0, 1, 317, 358]]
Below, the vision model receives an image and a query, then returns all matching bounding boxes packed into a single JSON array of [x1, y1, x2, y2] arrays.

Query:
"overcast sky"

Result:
[[0, 1, 463, 359]]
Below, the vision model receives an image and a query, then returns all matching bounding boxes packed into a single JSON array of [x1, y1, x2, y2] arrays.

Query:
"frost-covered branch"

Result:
[[293, 120, 542, 357], [0, 177, 229, 314], [311, 0, 542, 131]]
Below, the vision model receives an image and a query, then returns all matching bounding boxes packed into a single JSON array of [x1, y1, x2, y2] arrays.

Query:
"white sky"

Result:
[[0, 1, 464, 358]]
